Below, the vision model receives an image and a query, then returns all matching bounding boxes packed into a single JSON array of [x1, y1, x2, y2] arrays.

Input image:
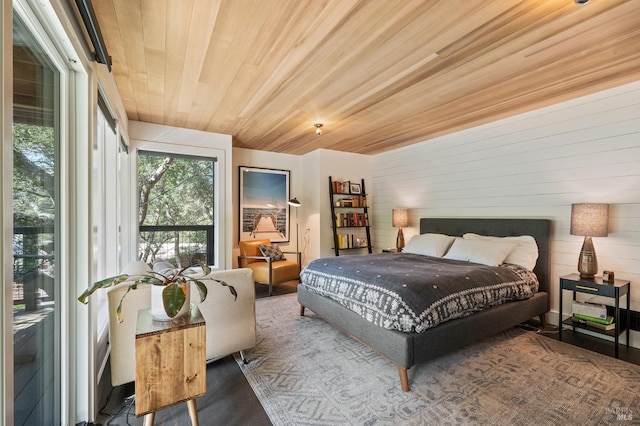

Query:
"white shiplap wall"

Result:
[[372, 80, 640, 342]]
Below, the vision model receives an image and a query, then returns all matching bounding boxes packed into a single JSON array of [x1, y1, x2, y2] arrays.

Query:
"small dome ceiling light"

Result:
[[314, 123, 323, 136], [575, 0, 591, 5]]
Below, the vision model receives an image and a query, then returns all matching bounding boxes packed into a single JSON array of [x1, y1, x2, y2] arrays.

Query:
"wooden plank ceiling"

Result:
[[92, 0, 640, 155]]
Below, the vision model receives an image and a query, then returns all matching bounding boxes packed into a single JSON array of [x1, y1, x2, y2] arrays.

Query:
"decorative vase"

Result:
[[149, 283, 191, 321]]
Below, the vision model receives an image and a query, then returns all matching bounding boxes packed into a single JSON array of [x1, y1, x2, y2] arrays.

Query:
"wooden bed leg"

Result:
[[299, 304, 305, 316], [539, 313, 547, 328], [397, 366, 410, 392]]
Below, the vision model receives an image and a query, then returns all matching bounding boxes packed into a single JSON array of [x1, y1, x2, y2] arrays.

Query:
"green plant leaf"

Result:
[[162, 282, 187, 318], [137, 275, 165, 286], [115, 285, 136, 323], [218, 280, 237, 300], [201, 264, 211, 275], [77, 274, 130, 304], [192, 280, 208, 303]]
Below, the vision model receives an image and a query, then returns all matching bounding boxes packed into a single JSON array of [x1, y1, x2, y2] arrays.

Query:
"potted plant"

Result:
[[78, 261, 237, 322]]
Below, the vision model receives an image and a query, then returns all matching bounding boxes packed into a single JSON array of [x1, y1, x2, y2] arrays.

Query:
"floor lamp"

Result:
[[287, 197, 302, 252]]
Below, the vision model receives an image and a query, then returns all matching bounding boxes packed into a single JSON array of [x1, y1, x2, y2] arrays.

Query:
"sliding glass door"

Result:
[[12, 13, 61, 425]]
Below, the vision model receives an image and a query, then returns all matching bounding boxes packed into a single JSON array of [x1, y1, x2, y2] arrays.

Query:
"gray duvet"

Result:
[[299, 253, 539, 333]]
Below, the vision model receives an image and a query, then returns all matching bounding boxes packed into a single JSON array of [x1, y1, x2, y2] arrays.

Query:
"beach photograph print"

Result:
[[239, 166, 290, 243]]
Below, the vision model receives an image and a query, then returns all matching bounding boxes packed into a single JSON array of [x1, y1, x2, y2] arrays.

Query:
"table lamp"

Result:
[[392, 208, 409, 252], [570, 203, 609, 279]]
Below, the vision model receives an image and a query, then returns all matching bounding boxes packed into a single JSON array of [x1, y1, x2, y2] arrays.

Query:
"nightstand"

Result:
[[559, 273, 630, 358]]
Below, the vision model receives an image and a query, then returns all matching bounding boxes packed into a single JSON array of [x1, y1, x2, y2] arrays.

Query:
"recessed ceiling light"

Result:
[[575, 0, 591, 5]]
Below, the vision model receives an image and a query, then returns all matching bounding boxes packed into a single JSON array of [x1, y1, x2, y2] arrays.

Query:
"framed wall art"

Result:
[[239, 166, 290, 243]]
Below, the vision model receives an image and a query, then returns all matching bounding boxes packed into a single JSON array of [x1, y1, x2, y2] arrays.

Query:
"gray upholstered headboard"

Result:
[[419, 218, 551, 294]]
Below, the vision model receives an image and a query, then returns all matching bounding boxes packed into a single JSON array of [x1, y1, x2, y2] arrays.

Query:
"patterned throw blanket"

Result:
[[300, 253, 539, 333]]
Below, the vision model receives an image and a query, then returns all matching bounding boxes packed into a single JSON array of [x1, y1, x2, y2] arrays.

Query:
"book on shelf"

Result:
[[572, 313, 614, 325], [348, 195, 365, 207], [335, 212, 368, 227], [334, 195, 367, 207], [332, 180, 351, 194], [571, 301, 607, 319], [571, 316, 616, 331], [337, 234, 350, 249]]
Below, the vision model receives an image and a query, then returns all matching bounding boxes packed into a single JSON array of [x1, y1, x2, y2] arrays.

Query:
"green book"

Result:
[[572, 313, 614, 325], [572, 317, 616, 331]]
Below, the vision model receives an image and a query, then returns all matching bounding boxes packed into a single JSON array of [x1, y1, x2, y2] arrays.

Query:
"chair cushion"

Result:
[[247, 260, 300, 284], [258, 244, 287, 261]]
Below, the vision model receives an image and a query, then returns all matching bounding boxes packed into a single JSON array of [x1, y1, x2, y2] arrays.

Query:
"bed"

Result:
[[297, 218, 551, 391]]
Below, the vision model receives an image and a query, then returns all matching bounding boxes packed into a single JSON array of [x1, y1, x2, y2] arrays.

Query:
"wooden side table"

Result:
[[135, 304, 206, 425]]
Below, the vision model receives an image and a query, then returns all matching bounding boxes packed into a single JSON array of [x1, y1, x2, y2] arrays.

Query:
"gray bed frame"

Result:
[[298, 218, 551, 391]]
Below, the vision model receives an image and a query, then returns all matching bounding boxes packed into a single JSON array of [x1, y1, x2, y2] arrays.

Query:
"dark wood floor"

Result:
[[543, 323, 640, 365], [90, 289, 640, 425]]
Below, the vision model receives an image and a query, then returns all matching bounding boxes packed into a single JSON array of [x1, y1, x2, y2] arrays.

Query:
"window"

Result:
[[138, 151, 216, 267], [91, 93, 120, 371]]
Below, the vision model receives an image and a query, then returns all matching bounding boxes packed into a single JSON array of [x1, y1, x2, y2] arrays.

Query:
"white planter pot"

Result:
[[149, 284, 191, 321]]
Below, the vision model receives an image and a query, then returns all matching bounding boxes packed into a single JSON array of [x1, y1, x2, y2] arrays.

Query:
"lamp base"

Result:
[[396, 228, 405, 252], [577, 236, 598, 279]]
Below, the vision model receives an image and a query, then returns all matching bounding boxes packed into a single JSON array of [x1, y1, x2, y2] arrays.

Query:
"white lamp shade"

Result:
[[392, 208, 409, 228], [570, 203, 609, 237]]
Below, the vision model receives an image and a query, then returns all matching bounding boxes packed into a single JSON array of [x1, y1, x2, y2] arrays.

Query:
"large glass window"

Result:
[[12, 14, 60, 425], [92, 96, 120, 373], [138, 152, 216, 267]]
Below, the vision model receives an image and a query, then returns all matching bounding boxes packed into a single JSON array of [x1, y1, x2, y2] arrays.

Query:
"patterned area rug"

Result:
[[235, 293, 640, 425]]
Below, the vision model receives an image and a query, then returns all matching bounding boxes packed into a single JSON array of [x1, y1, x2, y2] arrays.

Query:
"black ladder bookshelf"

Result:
[[329, 176, 372, 256]]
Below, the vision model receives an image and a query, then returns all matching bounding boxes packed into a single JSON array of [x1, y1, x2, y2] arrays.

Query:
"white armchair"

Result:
[[196, 268, 256, 362], [106, 268, 256, 387], [107, 280, 150, 387]]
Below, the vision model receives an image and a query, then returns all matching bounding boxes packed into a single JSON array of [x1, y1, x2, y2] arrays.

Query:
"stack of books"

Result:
[[572, 313, 615, 331], [336, 234, 351, 249]]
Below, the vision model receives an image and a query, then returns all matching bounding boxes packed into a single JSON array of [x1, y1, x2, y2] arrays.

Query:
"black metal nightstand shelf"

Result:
[[559, 273, 630, 358]]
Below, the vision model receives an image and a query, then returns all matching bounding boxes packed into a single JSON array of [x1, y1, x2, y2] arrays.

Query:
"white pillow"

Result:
[[462, 233, 538, 271], [403, 233, 456, 257], [443, 238, 517, 267]]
